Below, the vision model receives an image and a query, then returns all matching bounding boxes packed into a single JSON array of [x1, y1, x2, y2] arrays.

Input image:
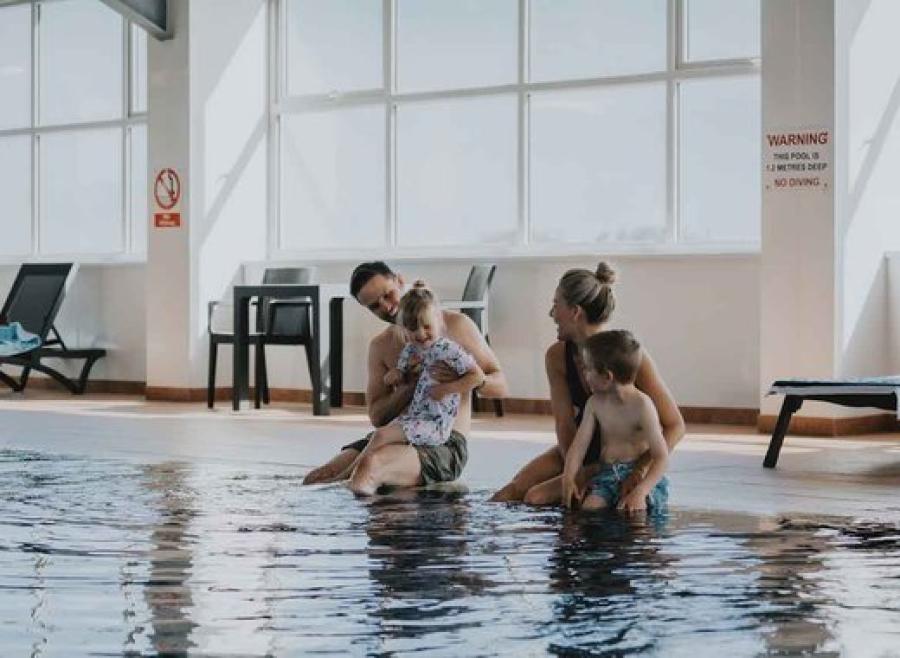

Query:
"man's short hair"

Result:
[[349, 261, 396, 299], [582, 330, 642, 384]]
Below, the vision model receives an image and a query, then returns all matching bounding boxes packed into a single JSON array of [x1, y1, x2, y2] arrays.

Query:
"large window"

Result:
[[275, 0, 760, 256], [0, 0, 148, 260]]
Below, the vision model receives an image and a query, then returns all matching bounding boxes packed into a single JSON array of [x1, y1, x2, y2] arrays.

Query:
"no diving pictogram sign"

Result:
[[154, 168, 181, 210]]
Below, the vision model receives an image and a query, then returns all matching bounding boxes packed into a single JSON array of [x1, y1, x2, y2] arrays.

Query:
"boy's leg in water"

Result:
[[580, 494, 609, 511]]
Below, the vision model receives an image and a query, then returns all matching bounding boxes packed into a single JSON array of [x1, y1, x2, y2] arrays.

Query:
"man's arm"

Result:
[[366, 334, 415, 427], [440, 313, 509, 399]]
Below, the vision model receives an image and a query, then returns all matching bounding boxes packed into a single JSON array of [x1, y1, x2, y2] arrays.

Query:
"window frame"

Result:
[[0, 0, 148, 264], [270, 0, 761, 261]]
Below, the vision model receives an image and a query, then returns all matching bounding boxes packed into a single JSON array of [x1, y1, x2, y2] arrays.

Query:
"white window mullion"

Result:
[[384, 0, 395, 247], [122, 17, 131, 253], [667, 0, 679, 245], [267, 0, 281, 257], [518, 0, 529, 246], [32, 1, 41, 256]]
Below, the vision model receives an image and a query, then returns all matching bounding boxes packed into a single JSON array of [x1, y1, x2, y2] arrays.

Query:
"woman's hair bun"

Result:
[[412, 279, 428, 288], [595, 262, 616, 285]]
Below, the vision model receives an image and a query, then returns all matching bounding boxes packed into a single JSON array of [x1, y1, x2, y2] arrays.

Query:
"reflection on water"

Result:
[[1, 448, 900, 656], [140, 462, 197, 654]]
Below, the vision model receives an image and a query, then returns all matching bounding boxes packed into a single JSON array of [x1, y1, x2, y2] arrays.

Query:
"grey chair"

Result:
[[207, 267, 317, 409], [443, 264, 503, 417]]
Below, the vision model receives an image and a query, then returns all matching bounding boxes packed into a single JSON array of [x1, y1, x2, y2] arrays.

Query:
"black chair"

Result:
[[207, 267, 317, 409], [443, 264, 503, 417], [0, 263, 106, 394]]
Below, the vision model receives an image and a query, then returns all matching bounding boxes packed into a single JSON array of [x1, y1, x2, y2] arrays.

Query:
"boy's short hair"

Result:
[[582, 330, 642, 384], [349, 261, 396, 299]]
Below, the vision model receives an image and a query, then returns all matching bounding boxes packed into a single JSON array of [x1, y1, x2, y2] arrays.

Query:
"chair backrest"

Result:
[[261, 267, 316, 337], [262, 267, 316, 285], [0, 263, 73, 340], [461, 264, 496, 302], [459, 264, 497, 329]]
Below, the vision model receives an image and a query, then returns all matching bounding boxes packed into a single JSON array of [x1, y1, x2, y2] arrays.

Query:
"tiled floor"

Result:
[[2, 391, 899, 521]]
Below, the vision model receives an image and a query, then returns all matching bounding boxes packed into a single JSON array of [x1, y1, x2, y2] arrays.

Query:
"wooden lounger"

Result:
[[764, 377, 900, 468]]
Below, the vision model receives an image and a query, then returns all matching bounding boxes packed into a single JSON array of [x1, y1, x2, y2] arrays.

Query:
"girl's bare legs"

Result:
[[340, 425, 408, 484]]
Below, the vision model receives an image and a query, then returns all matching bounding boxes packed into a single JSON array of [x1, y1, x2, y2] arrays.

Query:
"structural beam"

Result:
[[99, 0, 170, 40]]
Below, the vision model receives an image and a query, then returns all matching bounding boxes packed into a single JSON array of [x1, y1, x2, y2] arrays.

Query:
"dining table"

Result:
[[231, 282, 349, 414]]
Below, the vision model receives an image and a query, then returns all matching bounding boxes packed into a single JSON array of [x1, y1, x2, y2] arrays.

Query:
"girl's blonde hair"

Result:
[[558, 261, 616, 325], [398, 280, 438, 331]]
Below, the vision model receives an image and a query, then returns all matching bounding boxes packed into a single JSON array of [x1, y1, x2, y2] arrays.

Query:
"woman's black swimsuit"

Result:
[[564, 340, 602, 464]]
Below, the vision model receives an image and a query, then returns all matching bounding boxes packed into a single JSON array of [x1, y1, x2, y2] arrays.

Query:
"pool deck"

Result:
[[2, 392, 899, 522]]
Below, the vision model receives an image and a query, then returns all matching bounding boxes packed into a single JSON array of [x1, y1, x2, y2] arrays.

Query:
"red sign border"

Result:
[[153, 168, 181, 210]]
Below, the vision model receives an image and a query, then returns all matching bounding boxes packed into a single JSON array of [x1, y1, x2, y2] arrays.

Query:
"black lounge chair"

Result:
[[0, 263, 106, 395], [763, 377, 900, 468]]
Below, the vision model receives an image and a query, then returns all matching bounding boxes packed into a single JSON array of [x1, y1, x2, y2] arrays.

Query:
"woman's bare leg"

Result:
[[490, 447, 564, 502], [522, 464, 598, 506]]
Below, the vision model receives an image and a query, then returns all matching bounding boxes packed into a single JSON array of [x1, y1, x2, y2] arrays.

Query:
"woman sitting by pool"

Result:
[[490, 262, 685, 510]]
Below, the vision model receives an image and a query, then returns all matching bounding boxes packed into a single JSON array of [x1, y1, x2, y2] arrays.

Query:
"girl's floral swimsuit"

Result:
[[396, 337, 475, 446]]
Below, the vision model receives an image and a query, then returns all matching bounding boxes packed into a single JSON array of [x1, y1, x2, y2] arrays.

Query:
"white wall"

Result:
[[244, 255, 761, 408], [2, 256, 758, 407], [836, 0, 900, 378]]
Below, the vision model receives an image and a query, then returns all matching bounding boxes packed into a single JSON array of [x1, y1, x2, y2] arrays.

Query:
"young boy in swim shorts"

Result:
[[561, 330, 669, 512]]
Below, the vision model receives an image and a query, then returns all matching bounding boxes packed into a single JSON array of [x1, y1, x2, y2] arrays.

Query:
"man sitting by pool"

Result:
[[302, 261, 508, 493]]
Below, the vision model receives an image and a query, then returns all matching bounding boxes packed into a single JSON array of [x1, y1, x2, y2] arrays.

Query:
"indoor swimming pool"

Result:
[[1, 448, 899, 656]]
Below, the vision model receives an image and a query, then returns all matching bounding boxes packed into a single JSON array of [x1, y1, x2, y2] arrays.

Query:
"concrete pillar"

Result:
[[145, 0, 268, 399], [761, 0, 900, 433]]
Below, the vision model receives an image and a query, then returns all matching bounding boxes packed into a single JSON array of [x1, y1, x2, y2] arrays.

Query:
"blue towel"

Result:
[[0, 322, 42, 356]]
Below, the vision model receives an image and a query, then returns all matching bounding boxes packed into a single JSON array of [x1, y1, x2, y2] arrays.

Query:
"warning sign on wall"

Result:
[[153, 168, 182, 227], [763, 128, 831, 192]]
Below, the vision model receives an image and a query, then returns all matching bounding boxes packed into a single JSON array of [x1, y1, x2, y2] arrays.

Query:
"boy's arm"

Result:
[[562, 400, 597, 508], [618, 399, 669, 512]]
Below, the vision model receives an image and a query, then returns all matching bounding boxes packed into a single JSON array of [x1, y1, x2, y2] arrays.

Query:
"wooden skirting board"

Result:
[[757, 412, 899, 436], [21, 377, 899, 436]]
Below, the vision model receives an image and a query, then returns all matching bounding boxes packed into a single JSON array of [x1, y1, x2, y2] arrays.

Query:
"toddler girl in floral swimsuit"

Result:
[[363, 282, 483, 455]]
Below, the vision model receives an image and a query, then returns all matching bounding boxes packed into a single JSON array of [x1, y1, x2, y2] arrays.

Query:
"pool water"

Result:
[[2, 448, 899, 656]]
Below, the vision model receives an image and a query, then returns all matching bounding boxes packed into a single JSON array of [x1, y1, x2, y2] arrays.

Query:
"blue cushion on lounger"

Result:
[[0, 322, 42, 357]]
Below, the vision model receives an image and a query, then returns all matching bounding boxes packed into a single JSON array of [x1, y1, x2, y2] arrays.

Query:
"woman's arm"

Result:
[[620, 349, 684, 494], [546, 342, 579, 457], [635, 349, 685, 452], [618, 398, 669, 513]]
